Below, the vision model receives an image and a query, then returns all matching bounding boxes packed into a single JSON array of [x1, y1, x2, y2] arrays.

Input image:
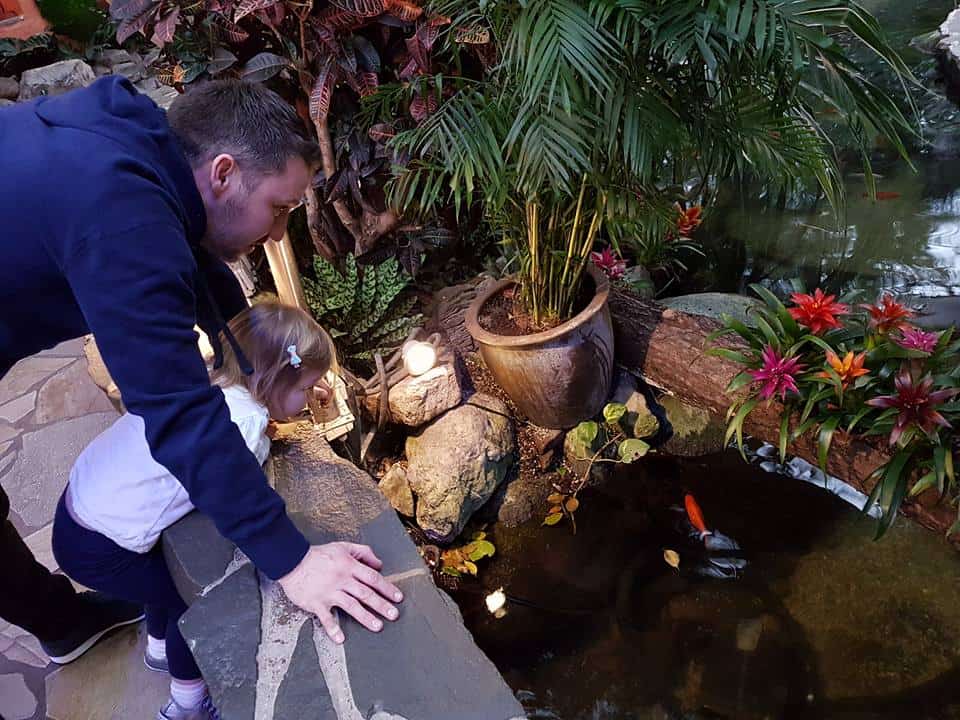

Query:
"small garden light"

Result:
[[485, 588, 507, 618], [401, 340, 437, 377]]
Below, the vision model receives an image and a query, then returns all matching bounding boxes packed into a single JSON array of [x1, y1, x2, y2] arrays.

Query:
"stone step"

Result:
[[163, 425, 524, 720]]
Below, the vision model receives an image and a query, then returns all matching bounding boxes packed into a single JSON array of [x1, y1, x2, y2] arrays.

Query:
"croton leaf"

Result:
[[151, 7, 179, 47], [240, 51, 289, 82], [208, 13, 250, 43], [416, 15, 450, 51], [383, 0, 423, 22], [350, 35, 381, 72], [328, 0, 385, 18], [257, 2, 285, 27], [315, 5, 366, 32], [455, 24, 490, 44], [404, 36, 429, 74], [234, 0, 278, 22], [368, 122, 395, 142], [207, 46, 238, 75], [475, 41, 497, 70], [116, 5, 157, 44], [110, 0, 157, 21], [359, 71, 379, 97], [409, 91, 438, 123], [309, 58, 338, 122]]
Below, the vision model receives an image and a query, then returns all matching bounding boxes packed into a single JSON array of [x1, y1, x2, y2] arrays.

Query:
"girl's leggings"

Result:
[[51, 492, 200, 680]]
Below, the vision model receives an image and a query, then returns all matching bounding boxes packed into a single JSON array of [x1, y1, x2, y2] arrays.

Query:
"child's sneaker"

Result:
[[156, 695, 221, 720], [144, 647, 169, 673]]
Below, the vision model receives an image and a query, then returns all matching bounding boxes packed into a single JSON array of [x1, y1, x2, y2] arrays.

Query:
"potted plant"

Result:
[[388, 0, 916, 427]]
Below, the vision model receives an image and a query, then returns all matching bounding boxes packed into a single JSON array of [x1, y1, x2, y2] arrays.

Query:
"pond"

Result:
[[685, 0, 960, 304], [449, 3, 960, 717], [454, 453, 960, 720]]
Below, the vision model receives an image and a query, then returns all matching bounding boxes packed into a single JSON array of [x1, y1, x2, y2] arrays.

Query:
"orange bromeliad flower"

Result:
[[675, 203, 703, 237], [788, 289, 849, 335], [818, 350, 869, 387], [860, 293, 915, 334]]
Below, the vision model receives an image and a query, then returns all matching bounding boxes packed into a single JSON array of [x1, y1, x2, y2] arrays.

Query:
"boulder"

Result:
[[658, 395, 726, 457], [663, 292, 761, 326], [937, 9, 960, 95], [378, 464, 415, 517], [0, 99, 14, 108], [563, 429, 612, 486], [134, 76, 179, 110], [18, 60, 96, 102], [0, 76, 18, 100], [405, 393, 517, 542], [365, 363, 463, 427]]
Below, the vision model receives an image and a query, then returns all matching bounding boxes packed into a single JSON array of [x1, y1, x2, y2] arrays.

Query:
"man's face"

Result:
[[200, 154, 312, 261]]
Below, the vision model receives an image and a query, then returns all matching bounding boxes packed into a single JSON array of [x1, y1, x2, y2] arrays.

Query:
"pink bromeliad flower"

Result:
[[894, 327, 940, 354], [866, 367, 959, 444], [590, 247, 626, 280], [748, 345, 806, 401]]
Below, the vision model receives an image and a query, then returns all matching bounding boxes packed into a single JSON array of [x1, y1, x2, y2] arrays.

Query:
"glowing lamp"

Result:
[[401, 340, 437, 377]]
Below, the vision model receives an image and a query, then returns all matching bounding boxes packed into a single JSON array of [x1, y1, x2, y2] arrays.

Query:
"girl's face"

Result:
[[268, 367, 330, 421]]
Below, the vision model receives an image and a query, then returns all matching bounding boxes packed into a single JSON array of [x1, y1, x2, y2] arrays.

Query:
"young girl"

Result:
[[52, 302, 334, 720]]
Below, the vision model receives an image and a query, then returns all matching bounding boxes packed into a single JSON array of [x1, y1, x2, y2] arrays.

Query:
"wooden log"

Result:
[[608, 288, 957, 541]]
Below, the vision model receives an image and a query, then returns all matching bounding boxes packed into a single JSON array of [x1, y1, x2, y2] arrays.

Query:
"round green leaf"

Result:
[[575, 421, 599, 446], [618, 438, 650, 463], [603, 402, 627, 424]]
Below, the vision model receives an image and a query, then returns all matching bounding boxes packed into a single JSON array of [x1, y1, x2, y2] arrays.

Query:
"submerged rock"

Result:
[[658, 395, 726, 457], [405, 393, 517, 542], [663, 292, 761, 325], [610, 368, 660, 439]]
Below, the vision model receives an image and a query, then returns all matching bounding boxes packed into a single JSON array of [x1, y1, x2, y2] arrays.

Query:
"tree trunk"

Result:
[[608, 288, 958, 540]]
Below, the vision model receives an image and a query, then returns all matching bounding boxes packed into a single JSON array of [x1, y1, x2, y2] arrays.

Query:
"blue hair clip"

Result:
[[287, 344, 302, 369]]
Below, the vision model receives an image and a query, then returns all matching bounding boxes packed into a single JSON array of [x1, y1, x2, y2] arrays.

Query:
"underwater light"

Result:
[[401, 340, 437, 377]]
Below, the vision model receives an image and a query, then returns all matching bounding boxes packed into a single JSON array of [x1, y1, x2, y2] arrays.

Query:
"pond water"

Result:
[[454, 452, 960, 720], [686, 0, 960, 303]]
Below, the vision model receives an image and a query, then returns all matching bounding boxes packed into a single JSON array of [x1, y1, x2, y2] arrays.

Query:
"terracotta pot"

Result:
[[465, 264, 615, 429]]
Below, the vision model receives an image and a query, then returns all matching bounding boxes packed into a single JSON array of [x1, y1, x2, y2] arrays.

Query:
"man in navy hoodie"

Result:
[[0, 77, 402, 671]]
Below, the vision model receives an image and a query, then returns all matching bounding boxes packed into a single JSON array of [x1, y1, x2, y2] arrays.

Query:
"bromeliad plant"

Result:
[[710, 286, 960, 538]]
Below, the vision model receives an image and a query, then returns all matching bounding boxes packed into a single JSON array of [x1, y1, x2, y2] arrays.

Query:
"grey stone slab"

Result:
[[34, 360, 114, 425], [23, 524, 56, 574], [0, 358, 73, 402], [358, 509, 427, 579], [0, 392, 36, 424], [4, 413, 117, 530], [0, 672, 37, 720], [162, 511, 237, 604], [179, 564, 261, 720], [0, 447, 15, 477], [0, 421, 21, 444], [346, 572, 524, 720], [0, 621, 48, 668], [35, 337, 86, 358], [272, 620, 336, 719]]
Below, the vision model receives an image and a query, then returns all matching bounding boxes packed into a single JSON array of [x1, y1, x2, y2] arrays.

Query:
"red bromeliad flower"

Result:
[[590, 246, 626, 280], [865, 367, 959, 445], [818, 350, 869, 388], [788, 289, 850, 335], [748, 345, 806, 401], [675, 203, 703, 237], [860, 293, 915, 334], [895, 327, 940, 354]]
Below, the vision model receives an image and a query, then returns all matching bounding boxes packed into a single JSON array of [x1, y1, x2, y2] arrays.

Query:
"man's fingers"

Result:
[[352, 563, 404, 603], [345, 580, 400, 621], [316, 607, 344, 645], [334, 592, 383, 633], [343, 542, 382, 569]]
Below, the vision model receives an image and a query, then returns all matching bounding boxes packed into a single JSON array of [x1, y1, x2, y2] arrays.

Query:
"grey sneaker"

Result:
[[156, 696, 221, 720], [40, 592, 144, 664], [144, 647, 169, 673]]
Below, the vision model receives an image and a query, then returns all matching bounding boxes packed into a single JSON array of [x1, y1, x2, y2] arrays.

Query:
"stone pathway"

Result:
[[0, 337, 168, 720]]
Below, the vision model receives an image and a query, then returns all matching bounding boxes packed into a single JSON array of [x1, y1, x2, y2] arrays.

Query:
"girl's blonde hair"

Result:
[[209, 301, 336, 407]]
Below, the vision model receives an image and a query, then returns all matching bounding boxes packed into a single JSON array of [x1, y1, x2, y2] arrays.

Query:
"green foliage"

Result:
[[302, 253, 422, 367], [713, 285, 960, 539]]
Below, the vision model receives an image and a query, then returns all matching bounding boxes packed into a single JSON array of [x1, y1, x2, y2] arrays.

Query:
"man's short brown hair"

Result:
[[167, 79, 321, 176]]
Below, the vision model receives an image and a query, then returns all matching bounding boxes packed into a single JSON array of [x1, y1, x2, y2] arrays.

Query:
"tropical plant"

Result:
[[389, 0, 918, 326], [546, 400, 653, 531], [710, 285, 960, 539], [106, 0, 454, 264], [302, 253, 421, 368]]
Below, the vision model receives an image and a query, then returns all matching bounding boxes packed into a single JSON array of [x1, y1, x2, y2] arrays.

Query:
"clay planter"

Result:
[[465, 264, 615, 429]]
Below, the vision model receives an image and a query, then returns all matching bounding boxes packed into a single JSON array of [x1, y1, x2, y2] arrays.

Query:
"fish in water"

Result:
[[679, 493, 747, 579], [862, 191, 901, 201]]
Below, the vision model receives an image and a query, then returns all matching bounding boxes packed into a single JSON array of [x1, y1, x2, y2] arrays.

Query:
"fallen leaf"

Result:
[[547, 493, 565, 504], [543, 513, 563, 526], [565, 497, 580, 513], [464, 560, 478, 576], [663, 549, 680, 569], [549, 505, 563, 515]]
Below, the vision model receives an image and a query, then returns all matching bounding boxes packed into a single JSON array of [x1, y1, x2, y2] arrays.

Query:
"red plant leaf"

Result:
[[234, 0, 278, 22], [417, 14, 450, 50], [151, 7, 179, 47], [409, 91, 438, 123], [240, 51, 289, 82], [257, 2, 285, 27], [309, 19, 339, 51], [328, 0, 385, 18], [475, 41, 497, 70], [116, 4, 157, 44], [209, 13, 250, 42], [404, 36, 429, 74], [309, 58, 339, 123], [368, 122, 395, 142], [315, 5, 367, 32], [455, 24, 489, 44], [398, 56, 418, 80], [111, 0, 158, 20], [384, 0, 423, 22], [359, 71, 379, 97]]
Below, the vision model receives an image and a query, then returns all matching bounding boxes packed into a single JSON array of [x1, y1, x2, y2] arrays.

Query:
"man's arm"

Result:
[[64, 222, 308, 579]]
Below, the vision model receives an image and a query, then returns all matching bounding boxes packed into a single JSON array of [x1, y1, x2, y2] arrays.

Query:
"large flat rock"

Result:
[[170, 426, 524, 720]]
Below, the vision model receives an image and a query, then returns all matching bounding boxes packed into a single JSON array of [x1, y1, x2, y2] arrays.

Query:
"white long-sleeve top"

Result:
[[66, 384, 271, 553]]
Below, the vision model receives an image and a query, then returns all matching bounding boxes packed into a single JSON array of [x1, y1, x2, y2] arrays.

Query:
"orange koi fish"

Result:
[[684, 494, 711, 539]]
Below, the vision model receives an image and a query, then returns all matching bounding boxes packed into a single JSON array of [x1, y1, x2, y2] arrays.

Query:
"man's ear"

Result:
[[209, 153, 239, 198]]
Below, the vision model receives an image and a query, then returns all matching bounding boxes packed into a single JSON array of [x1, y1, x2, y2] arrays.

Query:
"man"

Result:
[[0, 77, 402, 670]]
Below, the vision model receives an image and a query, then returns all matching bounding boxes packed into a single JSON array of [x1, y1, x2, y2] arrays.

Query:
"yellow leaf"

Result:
[[464, 560, 478, 576], [663, 549, 680, 569], [471, 531, 487, 541], [543, 513, 563, 526], [547, 493, 565, 504], [565, 497, 580, 513]]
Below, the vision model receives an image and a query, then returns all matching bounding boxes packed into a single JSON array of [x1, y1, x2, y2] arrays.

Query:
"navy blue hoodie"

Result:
[[0, 77, 308, 579]]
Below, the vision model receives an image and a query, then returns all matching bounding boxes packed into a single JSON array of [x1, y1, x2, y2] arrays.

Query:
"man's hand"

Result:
[[278, 542, 404, 644]]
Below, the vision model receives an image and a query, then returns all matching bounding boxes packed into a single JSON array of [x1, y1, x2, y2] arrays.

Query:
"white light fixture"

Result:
[[401, 340, 437, 377]]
